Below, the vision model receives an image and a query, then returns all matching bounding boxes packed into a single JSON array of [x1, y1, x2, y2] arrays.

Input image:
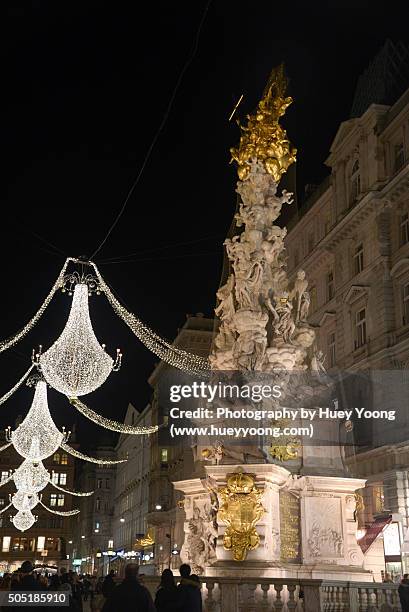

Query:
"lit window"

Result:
[[50, 494, 57, 507], [95, 522, 100, 530], [37, 536, 45, 551], [1, 471, 9, 483], [350, 159, 360, 204], [326, 271, 335, 301], [394, 142, 405, 172], [57, 494, 65, 507], [59, 473, 67, 485], [403, 283, 409, 326], [354, 243, 364, 275], [355, 308, 367, 349], [0, 497, 4, 507], [61, 454, 68, 465], [108, 539, 113, 549], [161, 449, 168, 465], [51, 472, 59, 484], [53, 453, 60, 464], [327, 332, 336, 368], [400, 213, 409, 246], [373, 485, 385, 513], [2, 537, 10, 552]]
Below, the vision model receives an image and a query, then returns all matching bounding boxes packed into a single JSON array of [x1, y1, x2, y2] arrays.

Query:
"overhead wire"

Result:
[[90, 0, 212, 260]]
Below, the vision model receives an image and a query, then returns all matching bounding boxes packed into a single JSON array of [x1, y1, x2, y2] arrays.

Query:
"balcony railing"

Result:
[[142, 576, 401, 611]]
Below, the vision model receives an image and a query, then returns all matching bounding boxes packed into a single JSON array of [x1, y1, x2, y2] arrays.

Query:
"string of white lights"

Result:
[[91, 262, 209, 374], [60, 442, 127, 465], [50, 479, 94, 497], [0, 365, 35, 406], [0, 502, 12, 514], [0, 442, 12, 453], [69, 397, 159, 434], [0, 260, 70, 353], [39, 499, 80, 516]]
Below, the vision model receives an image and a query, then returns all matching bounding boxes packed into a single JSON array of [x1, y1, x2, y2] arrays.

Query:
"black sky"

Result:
[[2, 1, 408, 448]]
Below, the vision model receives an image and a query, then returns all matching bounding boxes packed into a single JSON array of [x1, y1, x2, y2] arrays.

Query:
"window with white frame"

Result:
[[1, 471, 8, 484], [354, 243, 364, 275], [59, 473, 67, 485], [400, 212, 409, 246], [50, 494, 57, 507], [57, 494, 65, 507], [2, 536, 10, 552], [327, 332, 336, 368], [350, 159, 360, 204], [326, 270, 335, 301], [403, 282, 409, 326], [0, 497, 5, 507], [394, 142, 405, 172], [355, 308, 367, 349]]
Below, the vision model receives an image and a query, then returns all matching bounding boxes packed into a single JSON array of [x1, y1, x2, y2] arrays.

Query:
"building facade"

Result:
[[285, 77, 409, 576], [111, 403, 152, 574], [0, 433, 76, 574], [146, 314, 214, 574], [71, 443, 117, 575]]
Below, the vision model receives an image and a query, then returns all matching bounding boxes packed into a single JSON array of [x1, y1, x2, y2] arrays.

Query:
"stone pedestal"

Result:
[[173, 465, 372, 581]]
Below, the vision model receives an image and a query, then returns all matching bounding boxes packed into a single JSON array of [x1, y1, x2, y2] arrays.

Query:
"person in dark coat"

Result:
[[155, 569, 182, 612], [102, 571, 116, 600], [10, 561, 46, 611], [399, 574, 409, 612], [178, 564, 202, 612], [102, 564, 155, 612]]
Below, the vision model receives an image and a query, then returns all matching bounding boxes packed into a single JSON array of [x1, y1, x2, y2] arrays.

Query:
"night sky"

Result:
[[2, 1, 408, 448]]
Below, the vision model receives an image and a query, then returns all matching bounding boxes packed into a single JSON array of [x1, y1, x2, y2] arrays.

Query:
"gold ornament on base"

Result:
[[217, 472, 264, 561], [230, 63, 296, 182]]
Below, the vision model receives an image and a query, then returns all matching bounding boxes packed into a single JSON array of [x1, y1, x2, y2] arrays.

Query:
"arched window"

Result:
[[350, 158, 360, 204]]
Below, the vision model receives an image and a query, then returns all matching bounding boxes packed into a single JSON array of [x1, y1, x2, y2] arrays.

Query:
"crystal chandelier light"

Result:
[[11, 491, 39, 512], [39, 283, 121, 397], [11, 509, 37, 531], [13, 459, 50, 493], [9, 380, 65, 461]]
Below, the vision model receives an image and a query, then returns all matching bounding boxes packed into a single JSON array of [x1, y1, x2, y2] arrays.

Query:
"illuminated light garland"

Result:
[[69, 397, 159, 435], [91, 262, 210, 374], [39, 283, 122, 397], [9, 380, 65, 461], [11, 509, 36, 531], [50, 479, 94, 497], [13, 459, 49, 493], [60, 442, 127, 465], [0, 502, 12, 514], [11, 491, 39, 511], [0, 365, 35, 406], [0, 260, 70, 353], [39, 499, 79, 516], [0, 442, 12, 453]]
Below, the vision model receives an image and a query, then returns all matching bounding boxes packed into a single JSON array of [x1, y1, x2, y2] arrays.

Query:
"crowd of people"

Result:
[[0, 560, 202, 612]]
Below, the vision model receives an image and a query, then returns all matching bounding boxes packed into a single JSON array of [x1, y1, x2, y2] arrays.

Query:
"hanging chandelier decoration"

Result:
[[8, 378, 66, 461], [13, 459, 50, 493], [11, 490, 39, 512], [38, 280, 122, 397], [11, 510, 37, 532]]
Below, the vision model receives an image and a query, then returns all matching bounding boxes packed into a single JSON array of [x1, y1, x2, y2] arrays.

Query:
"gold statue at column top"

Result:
[[230, 63, 297, 182]]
